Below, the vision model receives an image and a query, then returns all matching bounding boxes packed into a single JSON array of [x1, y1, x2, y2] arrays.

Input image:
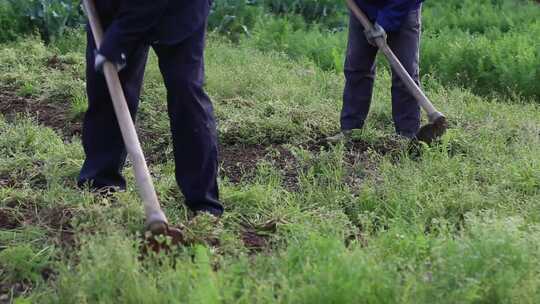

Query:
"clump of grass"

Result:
[[38, 215, 540, 303], [0, 245, 51, 283]]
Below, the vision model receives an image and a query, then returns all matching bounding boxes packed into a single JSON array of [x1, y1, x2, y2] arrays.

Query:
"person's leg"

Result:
[[387, 7, 422, 138], [78, 28, 149, 190], [153, 26, 223, 216], [341, 13, 379, 131]]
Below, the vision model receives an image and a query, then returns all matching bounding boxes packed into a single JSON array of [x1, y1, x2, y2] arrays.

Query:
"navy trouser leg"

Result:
[[341, 9, 422, 137], [78, 29, 149, 190], [388, 8, 422, 138], [341, 14, 378, 131], [153, 26, 223, 216]]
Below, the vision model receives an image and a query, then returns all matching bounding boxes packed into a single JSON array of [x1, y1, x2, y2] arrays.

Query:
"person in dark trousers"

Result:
[[78, 0, 224, 217], [328, 0, 424, 142]]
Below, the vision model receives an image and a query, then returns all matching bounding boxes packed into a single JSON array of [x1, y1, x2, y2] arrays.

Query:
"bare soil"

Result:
[[240, 219, 279, 253], [219, 144, 300, 190], [0, 86, 407, 193], [46, 55, 68, 71], [0, 208, 20, 229], [0, 86, 81, 138], [0, 202, 75, 303], [0, 282, 32, 304], [0, 201, 76, 249]]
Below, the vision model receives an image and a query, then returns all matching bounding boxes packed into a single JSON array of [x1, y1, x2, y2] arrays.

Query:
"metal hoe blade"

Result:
[[142, 222, 185, 255], [416, 116, 448, 144]]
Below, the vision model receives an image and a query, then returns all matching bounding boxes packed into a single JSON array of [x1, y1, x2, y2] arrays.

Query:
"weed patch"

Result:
[[1, 25, 540, 302]]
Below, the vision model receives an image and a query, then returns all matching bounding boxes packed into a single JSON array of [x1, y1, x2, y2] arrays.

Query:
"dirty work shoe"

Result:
[[325, 129, 353, 144]]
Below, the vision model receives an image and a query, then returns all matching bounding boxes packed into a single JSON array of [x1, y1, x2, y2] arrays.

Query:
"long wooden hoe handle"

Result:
[[345, 0, 445, 123], [83, 0, 168, 228]]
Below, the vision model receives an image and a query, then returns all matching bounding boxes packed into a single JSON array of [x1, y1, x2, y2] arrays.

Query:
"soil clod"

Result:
[[241, 230, 268, 251], [46, 55, 66, 70], [141, 224, 186, 256], [416, 116, 449, 144], [0, 208, 21, 229]]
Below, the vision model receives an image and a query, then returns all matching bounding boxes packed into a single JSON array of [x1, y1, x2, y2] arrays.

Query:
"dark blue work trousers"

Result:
[[78, 25, 223, 216], [341, 8, 422, 138]]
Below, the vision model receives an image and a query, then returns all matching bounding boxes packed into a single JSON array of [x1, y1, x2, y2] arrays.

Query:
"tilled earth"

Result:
[[0, 86, 404, 190], [0, 86, 82, 138], [0, 86, 410, 302], [0, 201, 76, 303]]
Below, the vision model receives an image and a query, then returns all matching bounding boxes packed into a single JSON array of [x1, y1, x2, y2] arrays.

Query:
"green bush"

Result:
[[209, 0, 266, 41], [421, 24, 540, 100], [208, 0, 346, 41], [239, 0, 540, 100], [245, 16, 347, 71], [264, 0, 346, 28], [422, 0, 540, 34], [0, 0, 34, 42], [5, 0, 83, 43], [0, 245, 50, 283]]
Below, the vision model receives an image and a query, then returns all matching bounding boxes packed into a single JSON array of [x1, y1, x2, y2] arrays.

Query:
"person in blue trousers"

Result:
[[328, 0, 424, 142], [78, 0, 224, 217]]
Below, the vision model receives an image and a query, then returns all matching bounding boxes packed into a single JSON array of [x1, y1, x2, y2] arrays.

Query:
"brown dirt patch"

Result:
[[0, 208, 21, 229], [220, 144, 265, 183], [0, 199, 77, 249], [46, 55, 67, 71], [219, 138, 403, 191], [240, 219, 278, 253], [0, 86, 81, 138], [220, 144, 300, 189], [142, 141, 303, 190], [0, 174, 16, 188], [38, 206, 73, 230], [0, 201, 77, 303], [241, 230, 268, 251], [34, 206, 76, 249], [0, 87, 400, 192], [0, 282, 32, 304]]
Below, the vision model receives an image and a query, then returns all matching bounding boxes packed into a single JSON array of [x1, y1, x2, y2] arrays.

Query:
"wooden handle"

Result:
[[83, 0, 168, 227], [345, 0, 444, 122]]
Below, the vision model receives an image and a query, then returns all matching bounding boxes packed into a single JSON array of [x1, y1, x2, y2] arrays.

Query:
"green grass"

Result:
[[1, 0, 538, 99], [1, 28, 540, 302], [235, 0, 540, 100]]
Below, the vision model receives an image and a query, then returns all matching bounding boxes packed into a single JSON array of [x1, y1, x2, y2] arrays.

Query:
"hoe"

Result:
[[346, 0, 448, 143], [83, 0, 184, 251]]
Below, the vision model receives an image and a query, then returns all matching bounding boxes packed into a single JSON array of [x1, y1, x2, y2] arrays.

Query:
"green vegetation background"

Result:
[[2, 0, 537, 99], [0, 0, 539, 303]]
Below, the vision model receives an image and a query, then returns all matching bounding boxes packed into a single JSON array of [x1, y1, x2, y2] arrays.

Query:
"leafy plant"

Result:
[[209, 0, 265, 41], [264, 0, 346, 28], [0, 0, 34, 42], [6, 0, 83, 43]]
